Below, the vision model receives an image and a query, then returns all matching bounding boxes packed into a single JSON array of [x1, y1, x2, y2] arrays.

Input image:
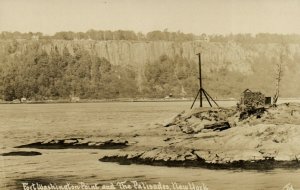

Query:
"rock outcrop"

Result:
[[99, 103, 300, 169]]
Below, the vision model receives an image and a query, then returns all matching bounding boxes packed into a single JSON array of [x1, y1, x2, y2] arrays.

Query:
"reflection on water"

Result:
[[1, 101, 300, 190]]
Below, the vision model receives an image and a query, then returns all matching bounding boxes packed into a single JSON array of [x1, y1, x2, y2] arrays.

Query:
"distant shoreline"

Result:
[[1, 97, 300, 104], [0, 98, 234, 104]]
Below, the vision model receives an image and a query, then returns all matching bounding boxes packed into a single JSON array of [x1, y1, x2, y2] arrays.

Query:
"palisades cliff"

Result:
[[1, 36, 300, 100]]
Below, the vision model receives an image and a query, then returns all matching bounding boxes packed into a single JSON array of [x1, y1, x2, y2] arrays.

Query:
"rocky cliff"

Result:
[[3, 39, 300, 74], [1, 39, 300, 98]]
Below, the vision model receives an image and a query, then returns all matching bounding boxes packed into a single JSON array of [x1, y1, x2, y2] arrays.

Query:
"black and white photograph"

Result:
[[1, 0, 300, 189]]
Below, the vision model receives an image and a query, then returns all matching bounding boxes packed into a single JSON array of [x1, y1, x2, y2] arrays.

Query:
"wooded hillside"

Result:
[[1, 31, 300, 101]]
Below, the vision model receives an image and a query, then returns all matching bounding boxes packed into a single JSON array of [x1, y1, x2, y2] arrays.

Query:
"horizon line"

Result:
[[1, 29, 300, 36]]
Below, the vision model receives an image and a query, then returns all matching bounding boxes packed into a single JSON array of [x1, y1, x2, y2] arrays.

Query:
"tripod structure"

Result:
[[191, 53, 219, 109]]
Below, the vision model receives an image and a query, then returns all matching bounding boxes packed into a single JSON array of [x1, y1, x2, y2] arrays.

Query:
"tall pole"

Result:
[[197, 53, 203, 107], [191, 53, 218, 109]]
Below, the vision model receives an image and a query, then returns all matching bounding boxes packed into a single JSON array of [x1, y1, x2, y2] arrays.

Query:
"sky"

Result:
[[0, 0, 300, 35]]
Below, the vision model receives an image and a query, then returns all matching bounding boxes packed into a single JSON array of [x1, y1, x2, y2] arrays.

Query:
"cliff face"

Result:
[[1, 39, 300, 97], [42, 40, 255, 74], [36, 40, 300, 97], [2, 39, 300, 74]]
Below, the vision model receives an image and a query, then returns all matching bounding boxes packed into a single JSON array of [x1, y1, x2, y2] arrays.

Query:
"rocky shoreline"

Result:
[[99, 103, 300, 169], [99, 153, 300, 170], [10, 103, 300, 170]]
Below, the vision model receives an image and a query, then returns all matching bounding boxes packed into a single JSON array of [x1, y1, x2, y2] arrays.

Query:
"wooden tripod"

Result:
[[191, 53, 219, 109]]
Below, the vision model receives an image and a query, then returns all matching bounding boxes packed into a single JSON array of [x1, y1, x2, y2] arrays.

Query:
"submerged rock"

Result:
[[1, 151, 42, 156], [16, 138, 129, 149]]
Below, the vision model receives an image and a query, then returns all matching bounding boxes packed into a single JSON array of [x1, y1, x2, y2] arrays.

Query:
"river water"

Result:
[[1, 101, 300, 190]]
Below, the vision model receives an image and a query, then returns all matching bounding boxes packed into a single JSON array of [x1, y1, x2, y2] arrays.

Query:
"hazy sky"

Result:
[[0, 0, 300, 35]]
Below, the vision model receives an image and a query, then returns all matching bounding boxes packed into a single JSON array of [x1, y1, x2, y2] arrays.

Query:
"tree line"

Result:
[[0, 30, 196, 42], [1, 30, 300, 43], [0, 43, 139, 101]]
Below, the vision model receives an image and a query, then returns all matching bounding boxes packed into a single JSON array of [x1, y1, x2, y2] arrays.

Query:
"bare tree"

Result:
[[273, 59, 282, 105], [273, 44, 287, 105]]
